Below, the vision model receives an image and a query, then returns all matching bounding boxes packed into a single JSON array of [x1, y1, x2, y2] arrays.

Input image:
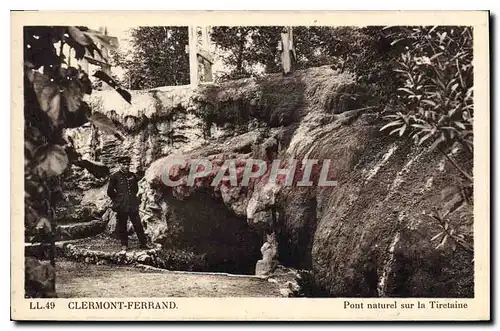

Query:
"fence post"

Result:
[[200, 26, 213, 82], [188, 26, 213, 86], [280, 26, 296, 75], [188, 26, 199, 86]]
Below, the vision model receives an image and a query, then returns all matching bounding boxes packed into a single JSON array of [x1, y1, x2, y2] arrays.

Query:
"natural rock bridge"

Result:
[[26, 66, 473, 298]]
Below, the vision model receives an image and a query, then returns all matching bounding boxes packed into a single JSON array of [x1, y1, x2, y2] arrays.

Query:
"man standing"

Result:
[[107, 156, 149, 251]]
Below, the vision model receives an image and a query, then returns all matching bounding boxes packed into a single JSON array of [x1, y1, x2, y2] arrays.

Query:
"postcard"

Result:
[[11, 10, 490, 321]]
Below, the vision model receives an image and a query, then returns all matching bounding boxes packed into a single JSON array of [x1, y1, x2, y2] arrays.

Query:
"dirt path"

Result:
[[56, 260, 282, 297]]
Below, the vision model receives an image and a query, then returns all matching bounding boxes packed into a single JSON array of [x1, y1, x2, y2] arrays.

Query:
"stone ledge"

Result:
[[56, 219, 108, 241], [134, 263, 266, 279], [58, 242, 161, 266]]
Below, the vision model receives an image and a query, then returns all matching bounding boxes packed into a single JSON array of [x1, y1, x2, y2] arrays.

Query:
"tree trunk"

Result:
[[235, 29, 247, 76]]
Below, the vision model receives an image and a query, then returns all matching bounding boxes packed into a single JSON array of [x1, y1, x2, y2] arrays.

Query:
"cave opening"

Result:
[[160, 190, 262, 275]]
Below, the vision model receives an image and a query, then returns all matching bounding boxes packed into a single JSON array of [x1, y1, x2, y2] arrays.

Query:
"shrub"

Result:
[[380, 26, 473, 182]]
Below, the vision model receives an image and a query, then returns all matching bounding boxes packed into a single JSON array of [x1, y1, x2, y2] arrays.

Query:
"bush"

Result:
[[380, 26, 473, 182], [378, 26, 474, 258]]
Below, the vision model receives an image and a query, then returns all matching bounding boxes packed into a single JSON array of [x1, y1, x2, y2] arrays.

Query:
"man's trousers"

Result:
[[115, 210, 148, 247]]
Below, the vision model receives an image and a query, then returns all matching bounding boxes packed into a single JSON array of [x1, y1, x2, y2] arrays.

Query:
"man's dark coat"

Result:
[[107, 170, 140, 212]]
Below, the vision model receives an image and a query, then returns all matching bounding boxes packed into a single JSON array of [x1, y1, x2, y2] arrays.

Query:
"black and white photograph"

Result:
[[12, 11, 489, 321]]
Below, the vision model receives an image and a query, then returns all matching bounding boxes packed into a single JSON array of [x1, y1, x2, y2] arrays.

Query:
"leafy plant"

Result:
[[88, 111, 126, 141], [423, 204, 473, 253], [380, 26, 473, 182], [24, 26, 130, 297]]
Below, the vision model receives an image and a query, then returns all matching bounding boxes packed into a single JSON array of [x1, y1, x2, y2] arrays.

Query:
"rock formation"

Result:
[[57, 66, 473, 297]]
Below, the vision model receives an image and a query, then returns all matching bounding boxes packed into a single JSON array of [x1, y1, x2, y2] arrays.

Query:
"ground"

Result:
[[66, 233, 146, 253], [29, 232, 294, 298], [56, 260, 282, 297]]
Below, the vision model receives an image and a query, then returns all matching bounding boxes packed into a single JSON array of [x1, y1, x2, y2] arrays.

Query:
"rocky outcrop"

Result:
[[62, 66, 473, 297], [255, 232, 279, 276], [54, 164, 110, 224], [142, 129, 284, 274], [56, 219, 108, 241], [312, 143, 473, 297], [142, 69, 472, 297]]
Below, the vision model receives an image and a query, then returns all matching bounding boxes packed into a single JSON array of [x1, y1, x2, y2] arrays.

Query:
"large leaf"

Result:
[[380, 120, 404, 131], [85, 43, 105, 63], [27, 71, 61, 127], [34, 145, 69, 177], [428, 135, 446, 152], [419, 132, 435, 145], [93, 70, 132, 104], [88, 111, 126, 141], [65, 101, 91, 128], [63, 143, 80, 164], [83, 56, 108, 67], [61, 79, 83, 113], [83, 29, 119, 51], [67, 137, 110, 178], [67, 27, 91, 46]]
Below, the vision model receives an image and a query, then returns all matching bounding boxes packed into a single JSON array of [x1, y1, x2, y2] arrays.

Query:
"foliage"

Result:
[[380, 26, 473, 181], [211, 27, 283, 80], [292, 27, 338, 69], [24, 26, 130, 297], [112, 27, 190, 89], [210, 26, 397, 96], [212, 26, 342, 79], [211, 26, 365, 79], [91, 71, 123, 92], [332, 27, 402, 106], [210, 27, 256, 80], [375, 26, 474, 256], [423, 197, 473, 253], [88, 111, 126, 141]]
